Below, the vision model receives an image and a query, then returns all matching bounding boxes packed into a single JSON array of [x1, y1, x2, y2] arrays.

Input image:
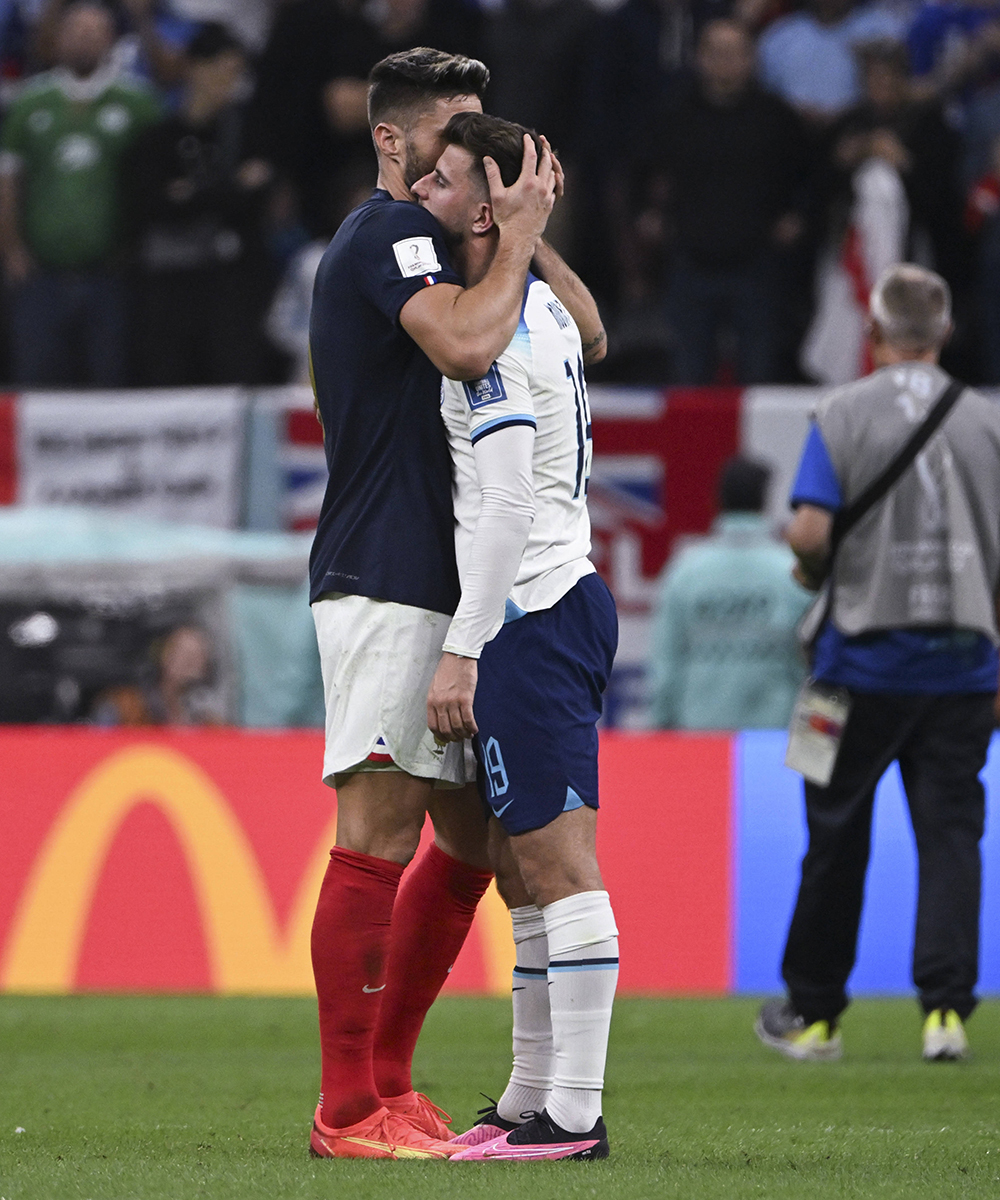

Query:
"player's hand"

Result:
[[792, 560, 824, 592], [427, 652, 478, 742], [485, 134, 555, 244], [543, 136, 565, 202]]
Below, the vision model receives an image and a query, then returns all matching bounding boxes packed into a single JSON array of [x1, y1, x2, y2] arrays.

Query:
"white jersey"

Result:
[[441, 275, 596, 655]]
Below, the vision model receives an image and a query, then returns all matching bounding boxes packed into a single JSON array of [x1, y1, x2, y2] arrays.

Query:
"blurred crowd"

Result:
[[4, 0, 1000, 387]]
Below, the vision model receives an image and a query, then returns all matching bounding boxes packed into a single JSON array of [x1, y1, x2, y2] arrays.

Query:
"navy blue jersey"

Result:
[[308, 189, 464, 614]]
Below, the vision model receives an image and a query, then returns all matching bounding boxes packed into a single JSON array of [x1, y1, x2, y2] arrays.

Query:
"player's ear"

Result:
[[372, 121, 402, 159], [472, 201, 494, 235]]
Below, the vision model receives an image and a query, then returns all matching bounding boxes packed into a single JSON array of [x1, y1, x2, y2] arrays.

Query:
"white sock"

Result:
[[542, 890, 619, 1134], [496, 905, 552, 1124]]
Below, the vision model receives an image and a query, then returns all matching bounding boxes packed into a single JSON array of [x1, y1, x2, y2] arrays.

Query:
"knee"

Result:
[[335, 811, 424, 866], [493, 858, 528, 910], [516, 856, 603, 909]]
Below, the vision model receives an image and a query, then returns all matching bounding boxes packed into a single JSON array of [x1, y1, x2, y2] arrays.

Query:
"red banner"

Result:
[[0, 729, 731, 995]]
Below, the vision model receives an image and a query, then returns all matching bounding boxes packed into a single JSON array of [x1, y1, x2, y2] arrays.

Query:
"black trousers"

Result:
[[782, 690, 994, 1024]]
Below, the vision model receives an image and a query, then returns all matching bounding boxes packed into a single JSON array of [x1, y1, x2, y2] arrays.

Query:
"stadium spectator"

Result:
[[758, 0, 909, 123], [648, 19, 812, 383], [123, 22, 275, 385], [802, 39, 966, 384], [480, 0, 596, 258], [649, 456, 810, 730], [827, 42, 964, 280], [965, 132, 1000, 378], [91, 624, 223, 724], [254, 0, 481, 237], [165, 0, 276, 53], [32, 0, 200, 89], [0, 0, 47, 81], [907, 0, 1000, 98], [758, 264, 1000, 1064], [0, 1, 160, 385]]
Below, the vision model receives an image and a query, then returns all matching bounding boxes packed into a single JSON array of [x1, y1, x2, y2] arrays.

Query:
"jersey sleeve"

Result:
[[790, 422, 843, 511], [349, 203, 463, 325], [462, 339, 536, 446]]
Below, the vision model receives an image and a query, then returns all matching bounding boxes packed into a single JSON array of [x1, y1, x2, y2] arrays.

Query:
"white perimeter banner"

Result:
[[16, 389, 246, 528]]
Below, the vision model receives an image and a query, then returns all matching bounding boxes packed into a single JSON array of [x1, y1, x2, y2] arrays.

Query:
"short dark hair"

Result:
[[368, 48, 489, 130], [718, 456, 770, 513], [442, 111, 542, 193]]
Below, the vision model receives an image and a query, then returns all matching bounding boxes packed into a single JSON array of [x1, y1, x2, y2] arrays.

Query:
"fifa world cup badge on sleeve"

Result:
[[785, 680, 851, 787], [393, 237, 442, 278]]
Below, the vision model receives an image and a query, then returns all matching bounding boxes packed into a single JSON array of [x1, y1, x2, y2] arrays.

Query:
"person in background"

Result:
[[758, 0, 908, 125], [651, 19, 812, 384], [32, 0, 199, 90], [827, 41, 964, 290], [0, 1, 160, 385], [649, 456, 811, 729], [91, 624, 223, 724], [802, 39, 966, 385], [965, 131, 1000, 379], [757, 264, 1000, 1065], [123, 22, 274, 384]]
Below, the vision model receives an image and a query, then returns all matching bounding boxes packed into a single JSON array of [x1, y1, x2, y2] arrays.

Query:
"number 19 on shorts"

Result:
[[483, 736, 509, 800]]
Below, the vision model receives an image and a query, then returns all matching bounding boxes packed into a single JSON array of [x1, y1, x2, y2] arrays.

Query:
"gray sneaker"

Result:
[[755, 998, 842, 1061]]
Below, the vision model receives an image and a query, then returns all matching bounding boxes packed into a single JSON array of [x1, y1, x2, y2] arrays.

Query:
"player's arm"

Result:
[[785, 420, 842, 591], [428, 423, 537, 741], [532, 239, 607, 364], [786, 504, 833, 591], [400, 136, 555, 381]]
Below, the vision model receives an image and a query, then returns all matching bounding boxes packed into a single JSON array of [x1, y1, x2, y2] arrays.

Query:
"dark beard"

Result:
[[403, 142, 432, 191]]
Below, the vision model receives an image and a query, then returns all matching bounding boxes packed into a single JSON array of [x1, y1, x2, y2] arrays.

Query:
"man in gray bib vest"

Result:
[[756, 263, 1000, 1063]]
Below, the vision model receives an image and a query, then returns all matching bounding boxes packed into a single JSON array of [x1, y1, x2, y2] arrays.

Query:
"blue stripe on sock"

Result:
[[548, 957, 619, 972]]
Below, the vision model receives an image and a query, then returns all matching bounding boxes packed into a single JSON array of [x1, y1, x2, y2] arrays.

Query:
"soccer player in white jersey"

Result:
[[413, 112, 619, 1162]]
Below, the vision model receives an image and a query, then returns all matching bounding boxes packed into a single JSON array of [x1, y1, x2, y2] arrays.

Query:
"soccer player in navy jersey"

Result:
[[306, 48, 563, 1161], [416, 113, 618, 1162]]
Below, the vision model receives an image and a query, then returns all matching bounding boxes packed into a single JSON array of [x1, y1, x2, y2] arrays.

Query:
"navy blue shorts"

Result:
[[473, 572, 618, 835]]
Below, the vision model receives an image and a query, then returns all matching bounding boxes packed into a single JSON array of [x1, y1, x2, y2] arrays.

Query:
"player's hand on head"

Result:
[[485, 134, 555, 243], [543, 137, 565, 203], [427, 653, 479, 743]]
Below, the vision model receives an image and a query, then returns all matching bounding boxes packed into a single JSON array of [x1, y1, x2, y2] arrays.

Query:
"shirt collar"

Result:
[[49, 62, 120, 103]]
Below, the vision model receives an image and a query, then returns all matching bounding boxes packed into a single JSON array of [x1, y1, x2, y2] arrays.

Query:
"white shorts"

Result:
[[312, 592, 470, 789]]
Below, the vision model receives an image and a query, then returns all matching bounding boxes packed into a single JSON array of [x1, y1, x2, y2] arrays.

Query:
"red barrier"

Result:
[[0, 728, 732, 995]]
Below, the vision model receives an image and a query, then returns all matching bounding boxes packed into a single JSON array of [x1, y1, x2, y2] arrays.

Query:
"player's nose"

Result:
[[412, 174, 431, 200]]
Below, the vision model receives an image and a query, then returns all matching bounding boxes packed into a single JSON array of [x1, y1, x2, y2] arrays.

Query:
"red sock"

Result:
[[311, 846, 404, 1129], [373, 842, 493, 1098]]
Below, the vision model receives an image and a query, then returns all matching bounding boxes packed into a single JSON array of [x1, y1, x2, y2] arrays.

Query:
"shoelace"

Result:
[[369, 1112, 400, 1154], [475, 1095, 501, 1122], [414, 1093, 452, 1127], [515, 1109, 555, 1132]]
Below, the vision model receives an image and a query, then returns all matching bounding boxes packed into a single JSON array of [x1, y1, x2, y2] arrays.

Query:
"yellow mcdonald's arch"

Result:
[[1, 744, 514, 996]]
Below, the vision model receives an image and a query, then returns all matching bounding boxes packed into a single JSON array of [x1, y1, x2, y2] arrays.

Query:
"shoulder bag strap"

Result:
[[828, 377, 965, 556], [802, 376, 965, 655]]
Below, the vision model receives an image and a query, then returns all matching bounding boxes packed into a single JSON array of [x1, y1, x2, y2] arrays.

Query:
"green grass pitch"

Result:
[[2, 995, 999, 1198]]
